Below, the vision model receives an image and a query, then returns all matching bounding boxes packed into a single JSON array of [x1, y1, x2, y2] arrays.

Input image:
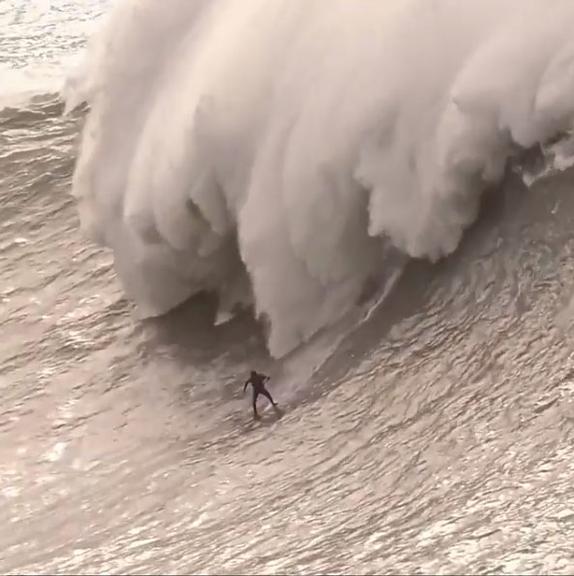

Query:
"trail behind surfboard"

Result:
[[246, 406, 285, 429]]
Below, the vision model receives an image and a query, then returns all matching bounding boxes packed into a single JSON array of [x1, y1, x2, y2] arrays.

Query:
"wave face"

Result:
[[67, 0, 574, 357]]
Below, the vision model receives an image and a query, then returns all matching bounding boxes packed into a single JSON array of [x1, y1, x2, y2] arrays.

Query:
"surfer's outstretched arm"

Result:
[[243, 379, 250, 394]]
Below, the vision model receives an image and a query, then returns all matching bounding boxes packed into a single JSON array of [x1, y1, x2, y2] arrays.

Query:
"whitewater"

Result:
[[66, 0, 574, 357]]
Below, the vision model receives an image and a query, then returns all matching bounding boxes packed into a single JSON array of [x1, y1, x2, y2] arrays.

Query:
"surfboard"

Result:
[[249, 406, 284, 427]]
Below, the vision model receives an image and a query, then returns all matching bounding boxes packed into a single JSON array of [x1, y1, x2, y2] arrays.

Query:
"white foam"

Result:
[[0, 64, 64, 109], [67, 0, 574, 357]]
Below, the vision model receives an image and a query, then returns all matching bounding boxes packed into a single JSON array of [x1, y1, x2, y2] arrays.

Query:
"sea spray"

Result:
[[67, 0, 574, 356]]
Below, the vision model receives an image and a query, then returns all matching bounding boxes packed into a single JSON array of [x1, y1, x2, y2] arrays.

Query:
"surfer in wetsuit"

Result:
[[243, 370, 279, 419]]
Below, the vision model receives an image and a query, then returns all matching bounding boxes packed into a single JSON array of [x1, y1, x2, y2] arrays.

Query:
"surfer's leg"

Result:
[[252, 391, 260, 419], [260, 388, 277, 407]]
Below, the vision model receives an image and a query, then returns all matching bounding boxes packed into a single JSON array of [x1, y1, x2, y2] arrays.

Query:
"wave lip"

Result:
[[67, 0, 574, 357]]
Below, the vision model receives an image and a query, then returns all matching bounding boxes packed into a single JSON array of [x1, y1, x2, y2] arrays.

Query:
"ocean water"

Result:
[[1, 0, 573, 574]]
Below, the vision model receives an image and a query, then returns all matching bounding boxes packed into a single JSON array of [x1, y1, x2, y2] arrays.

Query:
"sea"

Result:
[[1, 0, 573, 574]]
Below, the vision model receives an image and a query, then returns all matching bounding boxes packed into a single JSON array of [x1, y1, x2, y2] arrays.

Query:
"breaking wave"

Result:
[[66, 0, 574, 357]]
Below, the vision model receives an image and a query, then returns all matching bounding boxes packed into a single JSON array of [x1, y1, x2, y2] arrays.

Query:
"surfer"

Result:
[[243, 370, 279, 419]]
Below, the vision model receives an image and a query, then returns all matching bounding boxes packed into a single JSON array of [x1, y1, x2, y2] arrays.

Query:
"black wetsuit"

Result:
[[243, 371, 277, 418]]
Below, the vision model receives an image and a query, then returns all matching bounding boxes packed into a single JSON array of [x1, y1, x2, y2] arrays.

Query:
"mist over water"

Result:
[[1, 1, 574, 574]]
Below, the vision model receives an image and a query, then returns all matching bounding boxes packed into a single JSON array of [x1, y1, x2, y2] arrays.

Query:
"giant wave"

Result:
[[66, 0, 574, 357]]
